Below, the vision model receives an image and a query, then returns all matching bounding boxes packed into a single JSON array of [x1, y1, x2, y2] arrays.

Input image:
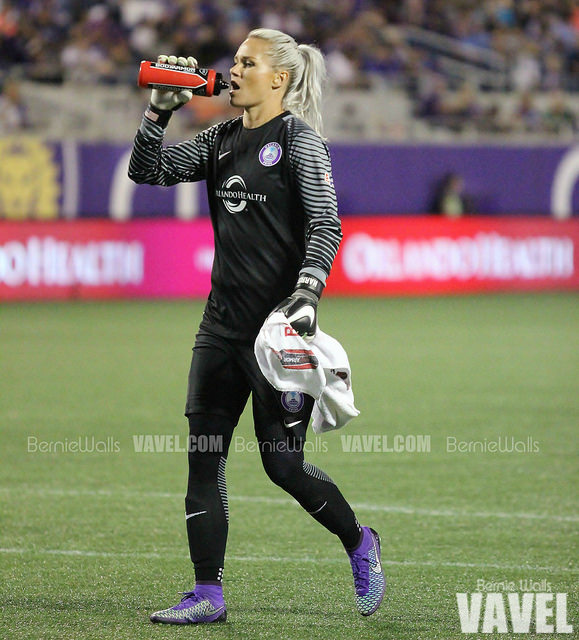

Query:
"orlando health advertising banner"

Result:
[[1, 218, 578, 301]]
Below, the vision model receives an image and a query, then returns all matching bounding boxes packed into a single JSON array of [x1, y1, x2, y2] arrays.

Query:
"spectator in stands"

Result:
[[511, 41, 542, 92], [430, 172, 474, 217], [543, 90, 577, 134], [129, 16, 161, 60], [511, 90, 543, 132], [542, 52, 564, 92], [416, 72, 452, 125], [60, 24, 113, 84], [362, 42, 406, 81], [0, 1, 29, 69], [0, 77, 29, 133], [326, 45, 369, 89], [445, 81, 486, 132], [21, 1, 69, 82]]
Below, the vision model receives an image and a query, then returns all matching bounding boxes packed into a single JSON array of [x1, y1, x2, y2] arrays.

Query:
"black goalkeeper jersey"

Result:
[[129, 110, 342, 340]]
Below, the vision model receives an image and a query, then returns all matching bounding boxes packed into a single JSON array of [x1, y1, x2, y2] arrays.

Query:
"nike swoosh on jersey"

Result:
[[284, 420, 302, 428], [218, 150, 231, 160]]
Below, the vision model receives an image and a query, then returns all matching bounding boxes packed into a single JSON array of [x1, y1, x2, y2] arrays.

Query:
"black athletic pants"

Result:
[[184, 329, 361, 583]]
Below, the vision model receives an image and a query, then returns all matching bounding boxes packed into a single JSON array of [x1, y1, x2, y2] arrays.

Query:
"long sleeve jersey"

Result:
[[128, 109, 342, 340]]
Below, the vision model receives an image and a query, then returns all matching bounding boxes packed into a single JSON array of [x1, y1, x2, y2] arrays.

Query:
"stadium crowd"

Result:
[[0, 0, 578, 135]]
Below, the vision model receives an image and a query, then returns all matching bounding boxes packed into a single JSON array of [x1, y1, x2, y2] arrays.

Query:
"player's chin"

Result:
[[229, 92, 242, 107]]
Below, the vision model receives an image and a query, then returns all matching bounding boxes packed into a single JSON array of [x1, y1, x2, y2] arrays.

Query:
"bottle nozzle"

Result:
[[214, 78, 230, 96]]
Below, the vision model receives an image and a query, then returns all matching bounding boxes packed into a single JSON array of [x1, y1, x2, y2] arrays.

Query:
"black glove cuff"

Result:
[[295, 274, 324, 301], [144, 103, 173, 128]]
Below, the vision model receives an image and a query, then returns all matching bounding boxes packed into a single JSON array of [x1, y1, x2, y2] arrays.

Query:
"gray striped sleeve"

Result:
[[287, 119, 342, 284], [128, 115, 222, 186]]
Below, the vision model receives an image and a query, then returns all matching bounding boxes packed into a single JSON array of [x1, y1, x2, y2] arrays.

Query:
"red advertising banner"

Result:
[[0, 218, 578, 301], [0, 220, 214, 301], [331, 217, 579, 295]]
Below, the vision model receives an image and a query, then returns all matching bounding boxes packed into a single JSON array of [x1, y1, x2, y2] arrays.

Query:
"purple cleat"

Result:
[[347, 526, 386, 616], [150, 587, 226, 624]]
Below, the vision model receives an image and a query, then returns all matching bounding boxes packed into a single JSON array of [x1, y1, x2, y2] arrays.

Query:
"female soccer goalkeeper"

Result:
[[128, 27, 385, 625]]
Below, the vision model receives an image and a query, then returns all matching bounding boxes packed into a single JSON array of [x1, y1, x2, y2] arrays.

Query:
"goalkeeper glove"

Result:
[[150, 55, 198, 111], [275, 275, 324, 341]]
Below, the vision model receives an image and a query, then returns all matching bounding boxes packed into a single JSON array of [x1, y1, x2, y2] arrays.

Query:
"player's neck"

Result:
[[243, 102, 284, 130]]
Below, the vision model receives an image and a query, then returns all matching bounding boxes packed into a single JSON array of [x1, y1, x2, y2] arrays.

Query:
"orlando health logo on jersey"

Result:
[[215, 175, 267, 214]]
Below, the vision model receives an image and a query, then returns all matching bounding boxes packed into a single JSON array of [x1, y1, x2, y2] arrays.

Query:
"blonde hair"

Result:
[[248, 28, 327, 137]]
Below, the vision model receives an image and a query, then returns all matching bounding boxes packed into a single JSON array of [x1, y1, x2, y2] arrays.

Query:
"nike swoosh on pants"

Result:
[[186, 510, 207, 519]]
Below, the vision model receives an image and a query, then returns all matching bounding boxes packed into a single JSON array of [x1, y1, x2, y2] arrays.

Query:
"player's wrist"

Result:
[[294, 274, 324, 301], [144, 103, 173, 128]]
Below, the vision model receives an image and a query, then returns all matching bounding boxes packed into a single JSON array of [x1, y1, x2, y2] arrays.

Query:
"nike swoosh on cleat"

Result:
[[203, 605, 225, 617], [370, 535, 382, 573], [218, 150, 231, 160]]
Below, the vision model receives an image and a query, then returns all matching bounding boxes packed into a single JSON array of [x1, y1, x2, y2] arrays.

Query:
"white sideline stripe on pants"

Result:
[[0, 486, 577, 523], [0, 547, 576, 573]]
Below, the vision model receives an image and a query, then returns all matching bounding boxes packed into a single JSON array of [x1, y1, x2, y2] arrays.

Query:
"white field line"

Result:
[[0, 547, 576, 574], [0, 487, 577, 523]]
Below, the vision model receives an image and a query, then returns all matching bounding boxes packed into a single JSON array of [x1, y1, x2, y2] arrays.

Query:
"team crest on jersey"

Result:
[[259, 142, 282, 167], [281, 391, 305, 413]]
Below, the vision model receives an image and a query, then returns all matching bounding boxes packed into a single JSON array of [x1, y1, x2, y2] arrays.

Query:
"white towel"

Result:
[[254, 312, 360, 433]]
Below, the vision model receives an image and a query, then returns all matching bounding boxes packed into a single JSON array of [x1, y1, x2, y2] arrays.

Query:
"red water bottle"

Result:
[[137, 60, 229, 97]]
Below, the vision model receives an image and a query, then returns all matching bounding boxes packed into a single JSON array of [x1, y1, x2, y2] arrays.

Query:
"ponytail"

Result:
[[248, 28, 327, 138]]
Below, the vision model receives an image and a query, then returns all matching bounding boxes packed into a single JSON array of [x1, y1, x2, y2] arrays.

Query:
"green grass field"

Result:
[[1, 294, 577, 640]]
